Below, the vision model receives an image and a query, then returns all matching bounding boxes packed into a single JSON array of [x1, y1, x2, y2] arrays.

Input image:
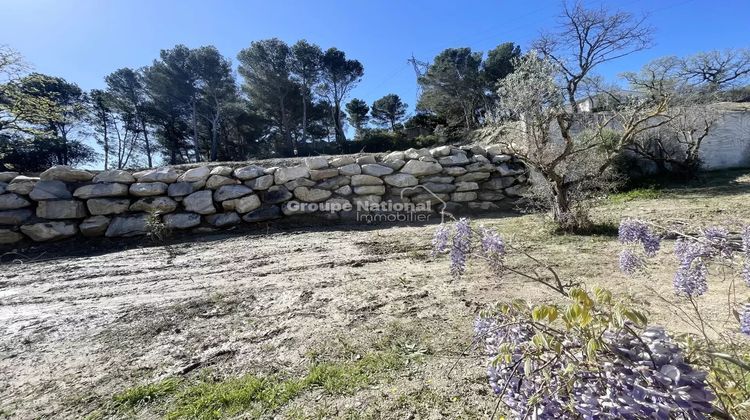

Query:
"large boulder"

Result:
[[356, 155, 377, 165], [7, 176, 38, 195], [442, 167, 468, 176], [274, 166, 310, 184], [404, 148, 431, 160], [400, 160, 442, 176], [429, 146, 452, 157], [93, 170, 136, 184], [130, 196, 178, 214], [235, 195, 261, 213], [29, 180, 72, 201], [293, 187, 332, 203], [351, 175, 383, 186], [0, 209, 33, 225], [40, 165, 94, 182], [21, 221, 78, 241], [384, 151, 405, 161], [242, 205, 282, 223], [73, 183, 129, 199], [214, 185, 253, 202], [205, 212, 241, 227], [309, 168, 339, 181], [421, 183, 457, 194], [233, 165, 266, 180], [338, 163, 361, 176], [167, 182, 195, 197], [383, 173, 418, 187], [261, 186, 293, 204], [0, 172, 19, 183], [183, 190, 216, 215], [87, 198, 130, 216], [361, 164, 394, 177], [329, 156, 355, 167], [316, 176, 350, 190], [438, 154, 470, 166], [465, 162, 495, 172], [164, 212, 201, 230], [382, 159, 406, 170], [245, 174, 273, 190], [210, 166, 233, 176], [335, 185, 352, 196], [205, 175, 238, 190], [36, 200, 87, 219], [451, 192, 478, 202], [178, 166, 211, 183], [133, 167, 181, 183], [129, 182, 168, 197], [105, 214, 149, 237], [285, 178, 316, 190], [455, 182, 480, 192], [353, 185, 386, 195], [0, 229, 24, 244], [305, 156, 329, 170], [80, 216, 111, 237], [0, 193, 31, 210]]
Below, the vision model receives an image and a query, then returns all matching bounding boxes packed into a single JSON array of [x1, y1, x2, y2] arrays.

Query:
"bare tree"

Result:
[[490, 3, 668, 230], [533, 1, 652, 111], [680, 49, 750, 90], [493, 52, 671, 229]]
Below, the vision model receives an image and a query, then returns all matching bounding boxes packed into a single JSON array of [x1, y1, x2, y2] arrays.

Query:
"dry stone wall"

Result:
[[0, 145, 528, 245]]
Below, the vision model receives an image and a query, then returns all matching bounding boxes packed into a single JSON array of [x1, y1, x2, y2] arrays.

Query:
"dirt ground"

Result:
[[2, 170, 750, 419]]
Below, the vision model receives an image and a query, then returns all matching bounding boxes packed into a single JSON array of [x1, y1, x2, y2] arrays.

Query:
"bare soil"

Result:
[[2, 169, 750, 419]]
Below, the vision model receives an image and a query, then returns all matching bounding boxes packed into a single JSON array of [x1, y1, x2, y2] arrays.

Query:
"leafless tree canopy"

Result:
[[534, 1, 653, 109], [680, 49, 750, 89]]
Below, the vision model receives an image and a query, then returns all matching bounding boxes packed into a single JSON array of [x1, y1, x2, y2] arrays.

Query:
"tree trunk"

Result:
[[192, 100, 201, 163], [141, 119, 152, 168], [334, 102, 346, 151], [103, 121, 109, 171], [210, 112, 220, 161], [552, 180, 571, 226], [301, 93, 308, 154]]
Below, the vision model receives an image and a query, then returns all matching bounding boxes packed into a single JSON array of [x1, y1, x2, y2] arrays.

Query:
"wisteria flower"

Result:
[[431, 224, 451, 257], [619, 249, 644, 275], [450, 218, 472, 279], [618, 218, 661, 257], [480, 227, 506, 274], [741, 226, 750, 286]]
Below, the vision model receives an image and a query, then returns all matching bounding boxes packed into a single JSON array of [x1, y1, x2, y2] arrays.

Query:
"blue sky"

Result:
[[2, 0, 749, 116]]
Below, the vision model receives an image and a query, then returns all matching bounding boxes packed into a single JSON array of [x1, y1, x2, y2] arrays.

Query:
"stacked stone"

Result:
[[0, 146, 527, 245]]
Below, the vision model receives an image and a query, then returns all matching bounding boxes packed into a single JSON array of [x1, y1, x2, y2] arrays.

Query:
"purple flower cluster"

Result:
[[431, 224, 451, 257], [619, 249, 644, 275], [618, 219, 661, 257], [742, 227, 750, 286], [450, 218, 472, 279], [702, 226, 733, 259], [742, 304, 750, 336], [674, 238, 709, 297], [480, 227, 506, 273], [577, 328, 714, 418], [477, 311, 715, 418]]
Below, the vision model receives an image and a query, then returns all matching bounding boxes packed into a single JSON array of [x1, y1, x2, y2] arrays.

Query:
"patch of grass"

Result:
[[609, 187, 662, 203], [108, 348, 408, 419], [304, 352, 402, 394], [166, 374, 305, 419], [113, 377, 182, 409]]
